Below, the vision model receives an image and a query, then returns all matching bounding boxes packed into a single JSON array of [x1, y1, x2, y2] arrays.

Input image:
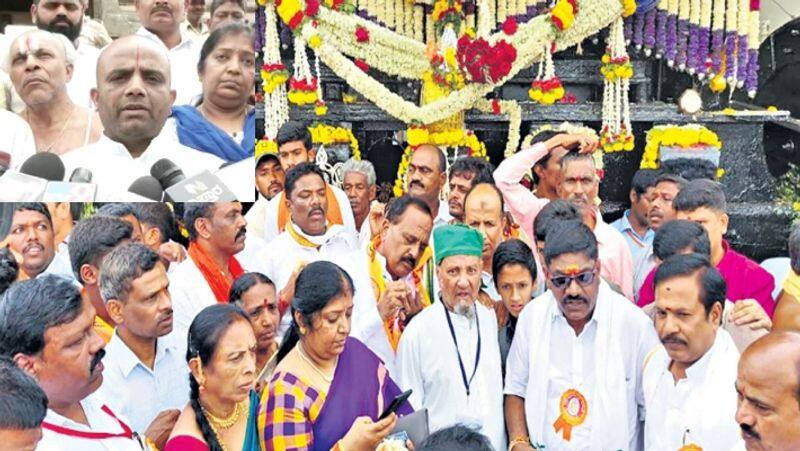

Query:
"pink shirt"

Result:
[[637, 240, 776, 316], [493, 143, 635, 299]]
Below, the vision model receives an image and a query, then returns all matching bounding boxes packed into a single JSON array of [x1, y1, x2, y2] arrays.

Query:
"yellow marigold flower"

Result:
[[308, 35, 322, 49]]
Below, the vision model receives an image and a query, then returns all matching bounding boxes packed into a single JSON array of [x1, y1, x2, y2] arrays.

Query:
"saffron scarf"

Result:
[[276, 186, 343, 234], [784, 270, 800, 300], [187, 242, 245, 303], [367, 235, 432, 351], [171, 105, 255, 162]]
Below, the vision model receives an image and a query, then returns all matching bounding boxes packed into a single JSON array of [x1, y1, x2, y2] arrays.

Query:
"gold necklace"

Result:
[[202, 400, 242, 430], [205, 420, 229, 451], [297, 343, 337, 383]]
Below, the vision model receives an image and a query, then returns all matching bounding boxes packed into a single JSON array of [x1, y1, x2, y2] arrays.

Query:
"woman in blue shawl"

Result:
[[171, 23, 255, 162]]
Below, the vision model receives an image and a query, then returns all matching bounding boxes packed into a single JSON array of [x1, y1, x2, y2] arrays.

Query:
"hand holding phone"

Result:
[[379, 389, 412, 420]]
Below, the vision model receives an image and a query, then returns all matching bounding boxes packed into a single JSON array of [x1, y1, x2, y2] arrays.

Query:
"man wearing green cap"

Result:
[[396, 224, 507, 451]]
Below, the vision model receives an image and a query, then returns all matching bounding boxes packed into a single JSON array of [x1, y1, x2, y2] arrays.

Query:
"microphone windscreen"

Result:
[[0, 152, 11, 170], [150, 158, 185, 189], [19, 152, 65, 181], [69, 167, 93, 183], [128, 176, 165, 201]]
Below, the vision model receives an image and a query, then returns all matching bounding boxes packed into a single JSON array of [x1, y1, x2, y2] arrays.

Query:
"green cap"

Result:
[[433, 224, 484, 265]]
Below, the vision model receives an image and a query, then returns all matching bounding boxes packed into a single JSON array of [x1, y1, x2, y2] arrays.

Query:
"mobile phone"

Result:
[[378, 389, 413, 420]]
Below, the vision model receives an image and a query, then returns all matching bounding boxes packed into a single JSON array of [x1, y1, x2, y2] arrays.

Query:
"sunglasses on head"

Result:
[[549, 270, 596, 289]]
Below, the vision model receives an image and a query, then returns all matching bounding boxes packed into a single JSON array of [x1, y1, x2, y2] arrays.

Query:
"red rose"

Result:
[[492, 99, 501, 114], [502, 17, 518, 35], [355, 26, 370, 43], [551, 15, 564, 30], [287, 11, 304, 30], [304, 0, 320, 16], [354, 59, 370, 72]]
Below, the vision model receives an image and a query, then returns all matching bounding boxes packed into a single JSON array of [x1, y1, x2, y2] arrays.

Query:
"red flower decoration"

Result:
[[354, 59, 370, 72], [355, 26, 370, 43], [502, 17, 518, 35], [491, 99, 501, 114], [456, 36, 517, 83], [287, 11, 304, 30], [305, 0, 320, 17]]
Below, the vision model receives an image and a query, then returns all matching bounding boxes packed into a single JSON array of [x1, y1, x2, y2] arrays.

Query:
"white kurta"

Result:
[[260, 184, 356, 244], [36, 393, 144, 451], [67, 42, 100, 109], [504, 281, 658, 451], [0, 109, 36, 169], [61, 134, 224, 201], [396, 301, 506, 451], [215, 156, 256, 202], [264, 224, 359, 340], [643, 328, 744, 450], [96, 330, 189, 434], [135, 28, 202, 106]]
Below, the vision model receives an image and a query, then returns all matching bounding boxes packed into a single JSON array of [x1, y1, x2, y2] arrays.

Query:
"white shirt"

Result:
[[36, 392, 144, 451], [504, 282, 658, 451], [41, 237, 81, 287], [397, 301, 506, 451], [61, 133, 224, 201], [67, 42, 100, 109], [96, 330, 189, 434], [260, 183, 356, 244], [481, 271, 500, 302], [265, 224, 359, 340], [215, 156, 255, 201], [0, 109, 36, 169], [357, 214, 372, 247], [433, 201, 453, 230], [135, 27, 202, 106], [643, 329, 744, 450]]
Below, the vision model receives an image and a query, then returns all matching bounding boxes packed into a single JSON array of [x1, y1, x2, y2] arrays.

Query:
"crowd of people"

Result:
[[0, 118, 799, 451], [0, 0, 255, 200]]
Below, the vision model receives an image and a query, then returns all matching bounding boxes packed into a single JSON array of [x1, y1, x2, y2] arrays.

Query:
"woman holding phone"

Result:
[[259, 261, 413, 450]]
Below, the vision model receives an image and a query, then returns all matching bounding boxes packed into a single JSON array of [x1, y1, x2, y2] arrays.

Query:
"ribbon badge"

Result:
[[553, 388, 588, 442]]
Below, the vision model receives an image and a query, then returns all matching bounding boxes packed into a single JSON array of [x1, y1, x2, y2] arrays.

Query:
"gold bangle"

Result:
[[508, 436, 531, 451]]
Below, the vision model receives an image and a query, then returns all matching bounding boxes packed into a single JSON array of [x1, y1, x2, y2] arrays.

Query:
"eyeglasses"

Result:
[[549, 270, 596, 289]]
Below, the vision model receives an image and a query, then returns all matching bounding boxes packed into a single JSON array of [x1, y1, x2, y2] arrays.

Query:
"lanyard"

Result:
[[443, 302, 481, 397], [42, 405, 134, 441]]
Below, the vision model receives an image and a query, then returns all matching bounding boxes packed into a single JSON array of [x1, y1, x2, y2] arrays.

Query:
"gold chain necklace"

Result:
[[202, 400, 242, 430], [298, 343, 337, 383], [205, 420, 229, 451]]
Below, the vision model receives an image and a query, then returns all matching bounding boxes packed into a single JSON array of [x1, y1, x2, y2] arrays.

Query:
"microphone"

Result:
[[69, 167, 93, 183], [0, 152, 65, 201], [42, 166, 97, 202], [150, 158, 237, 202], [128, 176, 165, 201], [19, 152, 66, 181], [0, 152, 11, 177]]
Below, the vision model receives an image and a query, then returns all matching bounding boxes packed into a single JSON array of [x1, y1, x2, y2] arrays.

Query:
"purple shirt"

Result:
[[637, 240, 776, 316]]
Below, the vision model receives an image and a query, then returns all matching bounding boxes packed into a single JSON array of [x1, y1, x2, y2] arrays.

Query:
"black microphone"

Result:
[[128, 176, 165, 201], [69, 167, 93, 183], [19, 152, 66, 181], [150, 158, 186, 189]]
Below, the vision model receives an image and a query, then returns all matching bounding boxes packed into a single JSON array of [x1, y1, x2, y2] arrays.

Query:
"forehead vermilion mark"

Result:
[[135, 45, 141, 69], [563, 264, 581, 276]]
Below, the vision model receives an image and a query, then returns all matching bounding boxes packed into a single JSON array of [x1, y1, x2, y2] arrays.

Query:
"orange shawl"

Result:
[[187, 242, 245, 303], [276, 185, 344, 234]]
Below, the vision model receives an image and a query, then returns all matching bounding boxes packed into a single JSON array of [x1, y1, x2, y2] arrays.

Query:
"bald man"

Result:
[[7, 30, 102, 155], [406, 144, 452, 228], [60, 36, 223, 200], [135, 0, 202, 105], [464, 183, 507, 302], [31, 0, 100, 108], [736, 332, 800, 450]]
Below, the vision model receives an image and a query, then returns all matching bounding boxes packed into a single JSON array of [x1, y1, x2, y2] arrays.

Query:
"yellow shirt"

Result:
[[94, 316, 114, 344]]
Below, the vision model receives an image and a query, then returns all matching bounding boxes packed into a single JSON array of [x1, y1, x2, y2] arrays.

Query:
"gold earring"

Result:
[[299, 326, 307, 335]]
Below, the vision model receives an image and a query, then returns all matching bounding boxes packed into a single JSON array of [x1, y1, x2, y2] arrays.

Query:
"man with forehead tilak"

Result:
[[7, 30, 102, 155], [60, 36, 223, 200]]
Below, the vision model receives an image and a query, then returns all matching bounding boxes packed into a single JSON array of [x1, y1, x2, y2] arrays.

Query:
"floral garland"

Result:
[[288, 37, 319, 105], [523, 122, 605, 179], [776, 163, 800, 224], [393, 125, 488, 196], [474, 98, 522, 157], [309, 123, 362, 159], [262, 63, 289, 94], [551, 0, 577, 31], [745, 0, 759, 97], [432, 0, 463, 36], [601, 17, 634, 153], [262, 2, 289, 155], [529, 43, 565, 104], [641, 124, 722, 172]]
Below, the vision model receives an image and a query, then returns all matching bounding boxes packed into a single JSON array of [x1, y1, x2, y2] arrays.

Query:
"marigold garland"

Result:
[[641, 124, 722, 169], [261, 63, 289, 94], [309, 123, 362, 160]]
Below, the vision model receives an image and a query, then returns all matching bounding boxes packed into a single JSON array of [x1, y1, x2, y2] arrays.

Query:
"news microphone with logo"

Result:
[[42, 167, 98, 201], [150, 158, 237, 202], [0, 152, 65, 201]]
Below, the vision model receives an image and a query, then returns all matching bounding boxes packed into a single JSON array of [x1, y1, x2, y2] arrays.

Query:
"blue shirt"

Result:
[[611, 210, 654, 273]]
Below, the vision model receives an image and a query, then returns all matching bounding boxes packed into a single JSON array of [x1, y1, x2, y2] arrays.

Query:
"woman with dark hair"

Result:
[[491, 239, 538, 377], [168, 23, 255, 162], [260, 261, 413, 450], [165, 304, 260, 451], [229, 272, 280, 379]]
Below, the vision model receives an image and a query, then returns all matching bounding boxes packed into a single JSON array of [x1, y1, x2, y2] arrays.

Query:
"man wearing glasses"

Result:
[[503, 221, 658, 451]]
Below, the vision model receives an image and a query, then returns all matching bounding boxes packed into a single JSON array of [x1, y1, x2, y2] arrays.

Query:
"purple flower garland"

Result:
[[656, 9, 668, 56], [736, 34, 749, 85], [724, 30, 737, 78], [644, 9, 657, 53], [665, 11, 678, 63], [634, 12, 646, 49], [676, 18, 689, 68], [710, 28, 724, 73], [256, 6, 266, 55]]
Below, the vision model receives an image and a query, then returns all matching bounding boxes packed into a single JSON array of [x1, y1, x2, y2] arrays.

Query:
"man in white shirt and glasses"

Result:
[[504, 220, 657, 451]]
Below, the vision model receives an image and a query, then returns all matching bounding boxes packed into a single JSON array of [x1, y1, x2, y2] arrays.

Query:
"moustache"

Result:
[[90, 348, 105, 374], [409, 180, 425, 190], [52, 16, 73, 26], [400, 255, 416, 268], [308, 207, 324, 218], [151, 4, 173, 14], [23, 242, 43, 254], [235, 227, 247, 240], [158, 309, 174, 323], [740, 423, 761, 441], [660, 333, 688, 347], [563, 295, 588, 304]]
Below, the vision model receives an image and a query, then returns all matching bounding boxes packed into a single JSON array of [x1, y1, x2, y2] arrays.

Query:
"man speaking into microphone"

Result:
[[61, 35, 224, 201]]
